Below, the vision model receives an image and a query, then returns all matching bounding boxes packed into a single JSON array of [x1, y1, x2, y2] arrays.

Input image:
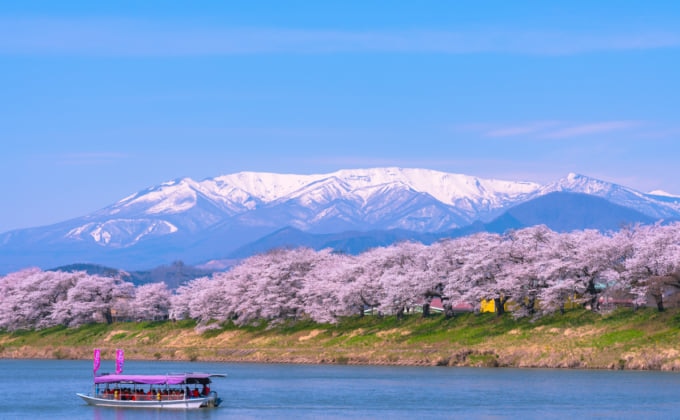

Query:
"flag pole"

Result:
[[93, 348, 101, 395]]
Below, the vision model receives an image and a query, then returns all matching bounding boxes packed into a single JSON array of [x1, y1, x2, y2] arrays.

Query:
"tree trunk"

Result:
[[656, 297, 665, 312], [526, 296, 536, 315], [494, 297, 505, 316], [103, 308, 113, 324], [443, 302, 455, 319], [422, 303, 430, 318], [587, 295, 600, 311], [586, 279, 600, 312]]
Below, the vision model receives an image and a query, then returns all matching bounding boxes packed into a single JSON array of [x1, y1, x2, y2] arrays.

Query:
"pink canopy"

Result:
[[94, 373, 223, 385]]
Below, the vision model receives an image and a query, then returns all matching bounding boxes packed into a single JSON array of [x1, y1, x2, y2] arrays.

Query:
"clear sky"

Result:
[[1, 1, 679, 233]]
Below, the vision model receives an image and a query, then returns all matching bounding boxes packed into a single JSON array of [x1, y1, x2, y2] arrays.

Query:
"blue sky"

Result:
[[1, 1, 679, 233]]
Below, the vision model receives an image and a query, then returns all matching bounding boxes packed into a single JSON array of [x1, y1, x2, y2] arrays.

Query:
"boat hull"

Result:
[[77, 393, 212, 409]]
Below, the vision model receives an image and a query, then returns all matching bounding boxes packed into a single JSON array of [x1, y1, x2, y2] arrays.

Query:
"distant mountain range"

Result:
[[0, 168, 678, 274]]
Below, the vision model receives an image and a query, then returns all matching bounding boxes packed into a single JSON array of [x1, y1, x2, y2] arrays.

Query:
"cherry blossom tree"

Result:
[[330, 256, 375, 318], [429, 239, 470, 317], [500, 226, 559, 317], [232, 248, 317, 325], [0, 268, 60, 330], [534, 231, 584, 315], [48, 273, 134, 327], [372, 242, 432, 318], [450, 232, 510, 315], [298, 249, 354, 323], [575, 229, 630, 308], [0, 269, 134, 330], [170, 275, 232, 323], [340, 248, 387, 316], [130, 282, 172, 321], [623, 223, 680, 311]]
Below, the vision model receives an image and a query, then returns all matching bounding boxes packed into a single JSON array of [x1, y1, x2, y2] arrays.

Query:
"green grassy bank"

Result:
[[2, 308, 680, 370]]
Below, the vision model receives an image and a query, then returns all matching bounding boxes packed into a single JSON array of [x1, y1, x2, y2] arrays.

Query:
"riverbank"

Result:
[[2, 308, 680, 370]]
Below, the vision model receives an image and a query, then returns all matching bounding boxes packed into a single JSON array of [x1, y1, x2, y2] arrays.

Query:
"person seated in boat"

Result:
[[192, 388, 200, 398], [202, 384, 210, 396]]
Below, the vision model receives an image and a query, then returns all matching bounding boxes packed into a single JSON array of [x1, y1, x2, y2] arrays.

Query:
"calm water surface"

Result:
[[0, 359, 678, 419]]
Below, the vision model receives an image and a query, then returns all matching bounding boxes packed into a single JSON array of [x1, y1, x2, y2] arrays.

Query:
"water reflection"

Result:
[[1, 359, 679, 419], [91, 406, 212, 420]]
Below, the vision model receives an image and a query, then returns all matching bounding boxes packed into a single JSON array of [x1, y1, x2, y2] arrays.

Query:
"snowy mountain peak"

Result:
[[85, 169, 680, 233], [545, 173, 615, 195], [649, 190, 680, 198], [539, 173, 680, 219], [167, 167, 543, 209], [111, 177, 200, 215], [76, 167, 550, 246], [320, 167, 540, 206]]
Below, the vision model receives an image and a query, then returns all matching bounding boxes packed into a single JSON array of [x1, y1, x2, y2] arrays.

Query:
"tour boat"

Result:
[[77, 372, 226, 409]]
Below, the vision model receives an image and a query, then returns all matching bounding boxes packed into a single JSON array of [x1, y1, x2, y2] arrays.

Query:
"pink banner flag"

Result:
[[93, 348, 101, 375], [115, 349, 124, 374]]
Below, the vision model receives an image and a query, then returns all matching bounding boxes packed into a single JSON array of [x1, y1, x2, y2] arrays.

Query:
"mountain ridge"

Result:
[[1, 168, 678, 273], [213, 191, 656, 268]]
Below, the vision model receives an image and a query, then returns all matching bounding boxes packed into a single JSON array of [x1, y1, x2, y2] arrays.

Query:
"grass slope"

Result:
[[2, 309, 680, 370]]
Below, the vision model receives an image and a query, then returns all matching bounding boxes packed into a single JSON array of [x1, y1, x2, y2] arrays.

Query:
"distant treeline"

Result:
[[51, 260, 211, 289]]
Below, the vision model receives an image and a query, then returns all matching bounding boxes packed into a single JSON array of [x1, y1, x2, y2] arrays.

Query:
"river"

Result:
[[0, 359, 678, 419]]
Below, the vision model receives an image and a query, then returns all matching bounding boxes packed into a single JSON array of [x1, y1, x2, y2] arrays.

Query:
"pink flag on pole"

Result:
[[115, 349, 124, 374], [93, 348, 101, 375]]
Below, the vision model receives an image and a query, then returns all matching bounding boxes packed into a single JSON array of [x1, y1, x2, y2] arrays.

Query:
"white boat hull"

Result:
[[77, 393, 211, 409]]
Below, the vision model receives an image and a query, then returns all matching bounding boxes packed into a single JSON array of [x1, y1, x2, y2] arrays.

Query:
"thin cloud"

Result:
[[1, 18, 679, 56], [485, 121, 562, 137], [542, 121, 642, 139], [464, 120, 645, 140]]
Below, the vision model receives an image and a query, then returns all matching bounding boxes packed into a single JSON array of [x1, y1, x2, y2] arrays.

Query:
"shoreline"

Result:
[[2, 309, 680, 371], [4, 341, 679, 371], [2, 349, 678, 371]]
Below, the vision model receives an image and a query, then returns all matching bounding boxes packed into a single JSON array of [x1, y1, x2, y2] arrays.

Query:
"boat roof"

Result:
[[94, 373, 226, 385]]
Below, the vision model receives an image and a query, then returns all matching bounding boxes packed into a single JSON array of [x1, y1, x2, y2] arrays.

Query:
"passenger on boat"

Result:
[[202, 384, 210, 396]]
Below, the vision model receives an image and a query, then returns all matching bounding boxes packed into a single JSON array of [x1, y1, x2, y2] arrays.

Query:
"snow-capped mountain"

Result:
[[0, 168, 678, 273], [537, 173, 680, 219], [60, 168, 544, 247]]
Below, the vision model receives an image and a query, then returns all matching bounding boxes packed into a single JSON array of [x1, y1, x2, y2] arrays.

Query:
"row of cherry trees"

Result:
[[2, 222, 680, 331], [171, 222, 680, 325], [0, 269, 171, 331]]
